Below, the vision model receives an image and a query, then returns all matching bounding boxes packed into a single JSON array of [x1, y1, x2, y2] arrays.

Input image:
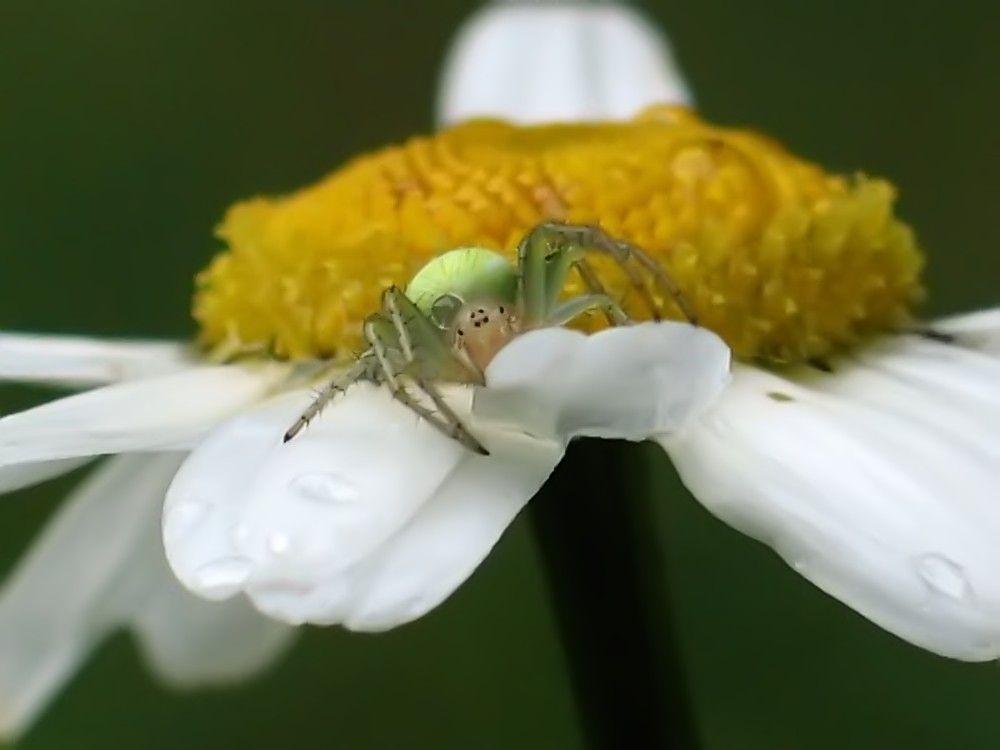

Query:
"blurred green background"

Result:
[[1, 0, 998, 748]]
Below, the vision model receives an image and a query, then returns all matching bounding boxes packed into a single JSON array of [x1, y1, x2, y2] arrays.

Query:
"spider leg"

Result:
[[566, 226, 663, 321], [569, 258, 630, 326], [380, 287, 488, 455], [549, 292, 630, 327], [282, 354, 375, 443], [386, 374, 489, 456], [284, 287, 487, 454], [284, 288, 411, 444], [535, 221, 698, 325], [617, 237, 699, 325]]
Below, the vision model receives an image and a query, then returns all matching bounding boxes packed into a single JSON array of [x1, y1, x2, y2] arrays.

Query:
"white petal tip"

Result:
[[0, 332, 193, 388], [0, 662, 75, 743], [0, 364, 288, 468], [436, 2, 692, 126]]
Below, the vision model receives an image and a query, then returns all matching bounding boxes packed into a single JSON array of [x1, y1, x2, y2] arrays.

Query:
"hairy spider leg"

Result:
[[377, 288, 489, 455], [612, 236, 699, 325], [562, 258, 629, 327], [534, 221, 698, 325], [548, 293, 631, 328], [283, 353, 379, 443]]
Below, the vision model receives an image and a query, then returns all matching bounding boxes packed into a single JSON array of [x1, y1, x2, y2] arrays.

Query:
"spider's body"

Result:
[[282, 222, 695, 453], [404, 245, 520, 376]]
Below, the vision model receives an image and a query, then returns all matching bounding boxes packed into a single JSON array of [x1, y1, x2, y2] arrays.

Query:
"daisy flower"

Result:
[[0, 0, 715, 741], [194, 3, 1000, 664], [0, 0, 997, 743]]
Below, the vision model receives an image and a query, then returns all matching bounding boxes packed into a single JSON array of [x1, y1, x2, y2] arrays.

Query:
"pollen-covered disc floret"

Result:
[[195, 105, 923, 363]]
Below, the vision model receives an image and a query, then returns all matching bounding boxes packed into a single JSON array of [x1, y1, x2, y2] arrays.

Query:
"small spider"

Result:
[[283, 221, 696, 454]]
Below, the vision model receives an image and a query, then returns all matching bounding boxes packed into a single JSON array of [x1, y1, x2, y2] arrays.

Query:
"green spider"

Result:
[[282, 221, 697, 454]]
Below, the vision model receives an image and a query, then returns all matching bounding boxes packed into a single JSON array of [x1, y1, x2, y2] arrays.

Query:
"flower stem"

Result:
[[529, 439, 701, 749]]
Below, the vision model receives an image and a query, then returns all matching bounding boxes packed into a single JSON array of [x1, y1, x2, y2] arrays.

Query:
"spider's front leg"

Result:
[[282, 352, 380, 443], [378, 287, 490, 456], [283, 285, 486, 454]]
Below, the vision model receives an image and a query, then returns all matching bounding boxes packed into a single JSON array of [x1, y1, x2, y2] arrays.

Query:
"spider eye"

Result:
[[429, 293, 464, 330]]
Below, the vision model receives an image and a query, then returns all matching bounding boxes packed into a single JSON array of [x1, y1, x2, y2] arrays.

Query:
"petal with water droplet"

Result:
[[662, 315, 1000, 661]]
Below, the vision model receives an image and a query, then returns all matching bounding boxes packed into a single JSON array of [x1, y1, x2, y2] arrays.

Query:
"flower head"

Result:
[[198, 107, 921, 364]]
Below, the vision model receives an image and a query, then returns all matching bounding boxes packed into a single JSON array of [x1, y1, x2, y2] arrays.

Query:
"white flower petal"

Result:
[[661, 320, 1000, 661], [129, 551, 295, 688], [0, 452, 295, 741], [476, 322, 731, 441], [934, 307, 1000, 354], [164, 362, 572, 628], [161, 395, 302, 601], [0, 457, 92, 495], [436, 1, 691, 126], [0, 363, 288, 467], [169, 324, 729, 628], [163, 385, 468, 603], [338, 427, 562, 631], [0, 455, 176, 739], [245, 426, 562, 629], [0, 332, 193, 388]]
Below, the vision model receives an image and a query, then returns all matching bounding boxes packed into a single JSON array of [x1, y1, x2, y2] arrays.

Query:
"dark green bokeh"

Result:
[[1, 1, 997, 748]]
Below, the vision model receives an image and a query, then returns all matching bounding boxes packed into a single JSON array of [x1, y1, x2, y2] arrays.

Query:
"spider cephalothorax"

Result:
[[450, 303, 518, 375], [283, 222, 695, 453]]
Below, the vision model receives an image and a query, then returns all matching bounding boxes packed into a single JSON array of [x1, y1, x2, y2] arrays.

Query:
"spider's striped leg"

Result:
[[548, 292, 630, 328], [534, 221, 697, 325], [379, 287, 488, 455], [283, 354, 376, 443], [567, 260, 632, 326], [385, 373, 489, 456], [612, 236, 698, 325]]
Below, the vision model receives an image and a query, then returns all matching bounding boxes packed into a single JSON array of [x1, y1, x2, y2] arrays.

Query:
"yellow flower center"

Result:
[[195, 105, 923, 364]]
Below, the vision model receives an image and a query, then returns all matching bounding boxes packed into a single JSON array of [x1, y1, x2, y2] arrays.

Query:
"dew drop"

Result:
[[291, 471, 362, 505], [915, 553, 970, 601], [268, 532, 291, 556]]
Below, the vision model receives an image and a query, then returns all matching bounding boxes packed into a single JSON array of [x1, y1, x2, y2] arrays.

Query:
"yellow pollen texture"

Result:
[[195, 105, 924, 363]]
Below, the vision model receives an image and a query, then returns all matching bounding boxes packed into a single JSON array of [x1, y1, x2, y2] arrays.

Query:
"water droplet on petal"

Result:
[[915, 553, 970, 601], [268, 532, 291, 556], [290, 471, 362, 505], [194, 557, 254, 597]]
